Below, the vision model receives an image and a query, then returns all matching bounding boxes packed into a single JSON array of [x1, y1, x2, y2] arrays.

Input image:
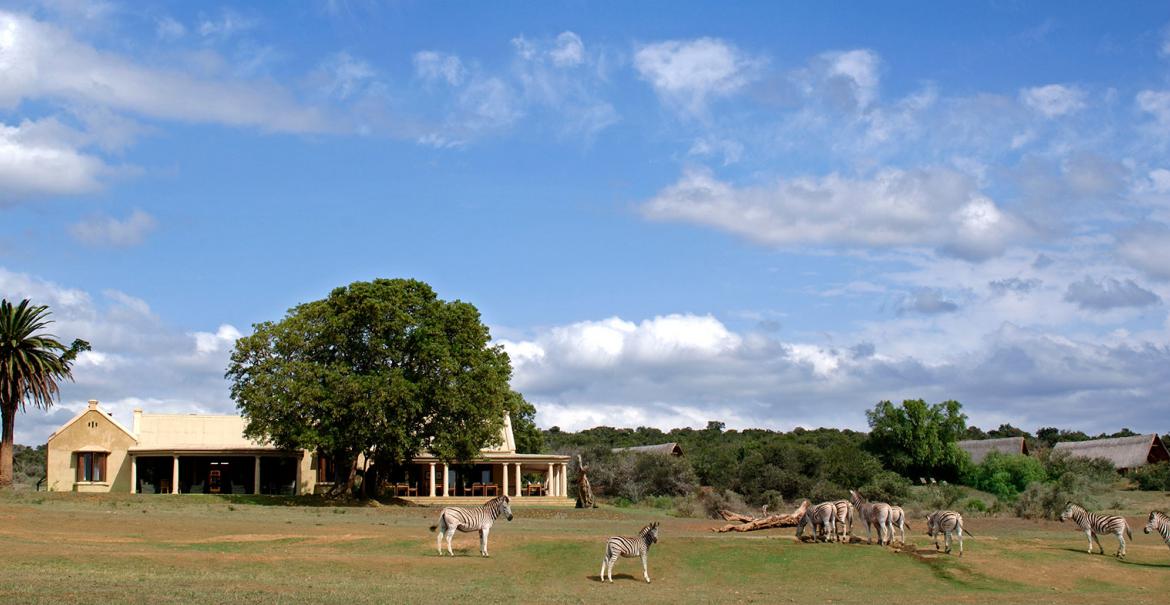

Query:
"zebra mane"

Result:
[[484, 495, 510, 515]]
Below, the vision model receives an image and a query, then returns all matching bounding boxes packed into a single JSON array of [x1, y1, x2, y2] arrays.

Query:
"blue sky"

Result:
[[3, 1, 1170, 444]]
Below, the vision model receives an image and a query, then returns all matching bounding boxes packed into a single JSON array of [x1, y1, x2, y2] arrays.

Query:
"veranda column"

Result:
[[441, 463, 449, 497], [547, 463, 554, 496], [253, 456, 261, 494], [171, 455, 180, 495], [560, 463, 568, 497], [129, 455, 137, 494], [502, 463, 509, 496], [514, 463, 522, 497], [428, 463, 436, 497]]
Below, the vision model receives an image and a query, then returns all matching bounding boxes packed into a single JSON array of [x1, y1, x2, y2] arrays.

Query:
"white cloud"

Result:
[[1117, 224, 1170, 280], [823, 49, 880, 109], [1063, 276, 1161, 310], [634, 37, 763, 116], [1136, 90, 1170, 127], [68, 210, 157, 247], [314, 52, 378, 100], [642, 167, 1024, 260], [0, 267, 243, 444], [413, 51, 466, 86], [1021, 84, 1086, 117], [0, 117, 111, 199], [0, 11, 330, 133], [197, 9, 256, 39], [548, 31, 585, 67], [156, 16, 186, 40]]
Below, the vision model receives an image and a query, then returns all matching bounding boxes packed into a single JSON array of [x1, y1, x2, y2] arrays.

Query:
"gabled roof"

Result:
[[1052, 434, 1169, 469], [956, 437, 1029, 464], [611, 442, 684, 456], [47, 401, 136, 444]]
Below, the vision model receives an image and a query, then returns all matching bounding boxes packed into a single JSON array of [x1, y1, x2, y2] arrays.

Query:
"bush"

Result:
[[1130, 461, 1170, 491], [962, 498, 987, 514], [806, 479, 848, 504], [922, 482, 966, 510], [1014, 471, 1104, 520], [1042, 450, 1116, 485], [963, 452, 1046, 500], [860, 471, 911, 504], [675, 487, 750, 519]]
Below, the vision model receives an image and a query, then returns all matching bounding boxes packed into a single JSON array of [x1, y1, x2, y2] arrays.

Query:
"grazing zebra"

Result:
[[1144, 510, 1170, 550], [926, 510, 970, 556], [888, 505, 912, 543], [796, 501, 839, 543], [1060, 502, 1132, 559], [831, 499, 853, 542], [430, 495, 513, 557], [600, 522, 660, 583], [849, 489, 892, 545]]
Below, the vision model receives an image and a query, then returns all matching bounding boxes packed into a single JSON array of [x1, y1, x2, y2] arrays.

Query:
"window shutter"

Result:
[[76, 453, 83, 482], [98, 453, 107, 482]]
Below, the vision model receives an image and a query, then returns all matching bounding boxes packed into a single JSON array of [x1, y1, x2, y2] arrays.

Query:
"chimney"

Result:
[[87, 399, 99, 410], [133, 408, 143, 436]]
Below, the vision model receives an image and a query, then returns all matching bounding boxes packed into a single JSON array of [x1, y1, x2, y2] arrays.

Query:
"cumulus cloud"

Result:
[[899, 289, 959, 315], [989, 277, 1042, 295], [548, 31, 584, 67], [0, 267, 243, 444], [0, 117, 112, 200], [641, 167, 1023, 260], [634, 37, 763, 116], [1117, 224, 1170, 280], [819, 49, 881, 110], [1063, 276, 1161, 310], [1020, 84, 1086, 117], [69, 210, 157, 247], [501, 310, 1170, 433]]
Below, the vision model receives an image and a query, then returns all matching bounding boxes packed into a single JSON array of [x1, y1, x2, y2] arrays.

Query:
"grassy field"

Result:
[[2, 490, 1169, 604]]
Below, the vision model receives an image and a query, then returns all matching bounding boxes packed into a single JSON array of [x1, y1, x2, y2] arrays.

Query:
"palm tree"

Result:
[[0, 299, 89, 487]]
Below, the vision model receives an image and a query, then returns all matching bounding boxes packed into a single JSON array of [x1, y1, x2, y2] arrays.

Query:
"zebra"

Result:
[[429, 494, 513, 557], [796, 500, 839, 543], [849, 489, 892, 545], [1060, 502, 1132, 559], [600, 521, 660, 583], [831, 499, 853, 542], [1144, 510, 1170, 550], [926, 510, 970, 556], [888, 505, 912, 544]]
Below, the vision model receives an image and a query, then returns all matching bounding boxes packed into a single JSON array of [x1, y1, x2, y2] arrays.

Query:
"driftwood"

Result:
[[575, 454, 596, 509], [711, 500, 809, 533]]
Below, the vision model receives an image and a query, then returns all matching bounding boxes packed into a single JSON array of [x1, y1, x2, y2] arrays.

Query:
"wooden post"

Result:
[[253, 456, 261, 495]]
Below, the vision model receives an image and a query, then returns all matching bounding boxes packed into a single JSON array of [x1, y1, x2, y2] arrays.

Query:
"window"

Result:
[[75, 452, 108, 482]]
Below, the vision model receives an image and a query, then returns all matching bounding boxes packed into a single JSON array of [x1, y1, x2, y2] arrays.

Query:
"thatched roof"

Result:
[[1052, 434, 1170, 470], [611, 442, 684, 456], [956, 437, 1029, 464]]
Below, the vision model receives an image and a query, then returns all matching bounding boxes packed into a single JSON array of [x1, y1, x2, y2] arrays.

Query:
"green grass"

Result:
[[2, 490, 1169, 604]]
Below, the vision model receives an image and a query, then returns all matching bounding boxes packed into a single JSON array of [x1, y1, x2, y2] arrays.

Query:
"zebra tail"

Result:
[[1126, 524, 1133, 541], [429, 524, 438, 532], [962, 526, 974, 537], [904, 520, 912, 530]]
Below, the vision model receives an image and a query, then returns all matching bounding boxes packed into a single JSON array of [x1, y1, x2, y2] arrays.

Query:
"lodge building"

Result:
[[46, 400, 572, 505]]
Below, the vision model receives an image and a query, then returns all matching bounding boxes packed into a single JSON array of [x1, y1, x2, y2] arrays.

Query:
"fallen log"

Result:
[[711, 500, 808, 533]]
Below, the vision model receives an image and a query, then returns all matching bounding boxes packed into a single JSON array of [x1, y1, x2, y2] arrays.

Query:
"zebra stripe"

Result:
[[1145, 510, 1170, 550], [850, 489, 892, 545], [1060, 502, 1132, 559], [796, 501, 839, 542], [926, 510, 967, 556], [888, 505, 911, 544], [430, 495, 513, 557], [600, 522, 660, 583], [831, 499, 853, 542]]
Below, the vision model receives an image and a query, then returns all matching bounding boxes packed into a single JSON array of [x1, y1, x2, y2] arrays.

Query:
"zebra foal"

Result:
[[430, 494, 513, 557], [1145, 510, 1170, 551], [600, 521, 659, 583], [925, 510, 969, 556], [1060, 502, 1132, 559]]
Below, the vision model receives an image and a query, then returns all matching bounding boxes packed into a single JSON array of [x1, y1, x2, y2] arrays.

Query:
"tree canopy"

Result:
[[227, 279, 516, 490], [0, 299, 89, 487], [864, 399, 969, 481]]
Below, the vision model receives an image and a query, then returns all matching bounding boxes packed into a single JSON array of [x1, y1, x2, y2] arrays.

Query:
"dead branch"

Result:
[[711, 500, 809, 533]]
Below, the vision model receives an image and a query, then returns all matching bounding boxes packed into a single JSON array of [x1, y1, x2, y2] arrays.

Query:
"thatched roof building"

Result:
[[1052, 434, 1170, 472], [611, 443, 684, 456], [956, 437, 1029, 464]]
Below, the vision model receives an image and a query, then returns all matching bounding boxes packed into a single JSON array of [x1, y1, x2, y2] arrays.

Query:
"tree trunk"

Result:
[[575, 454, 595, 509], [0, 403, 15, 488], [711, 500, 809, 533]]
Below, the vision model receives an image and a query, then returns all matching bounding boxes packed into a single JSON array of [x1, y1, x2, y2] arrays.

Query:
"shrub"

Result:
[[806, 479, 848, 504], [962, 498, 987, 514], [675, 487, 750, 519], [963, 452, 1046, 500], [1130, 461, 1170, 491], [1042, 450, 1115, 485], [922, 482, 966, 510], [1013, 471, 1103, 520], [860, 471, 911, 504]]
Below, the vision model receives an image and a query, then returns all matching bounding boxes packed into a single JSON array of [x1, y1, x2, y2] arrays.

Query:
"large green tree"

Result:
[[865, 399, 969, 482], [507, 391, 544, 454], [227, 279, 516, 494], [0, 299, 90, 487]]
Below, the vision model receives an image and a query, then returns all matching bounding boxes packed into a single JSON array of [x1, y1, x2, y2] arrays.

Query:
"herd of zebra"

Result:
[[428, 494, 1170, 581]]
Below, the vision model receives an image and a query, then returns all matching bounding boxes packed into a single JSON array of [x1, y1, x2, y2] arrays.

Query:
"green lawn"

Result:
[[2, 491, 1169, 604]]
